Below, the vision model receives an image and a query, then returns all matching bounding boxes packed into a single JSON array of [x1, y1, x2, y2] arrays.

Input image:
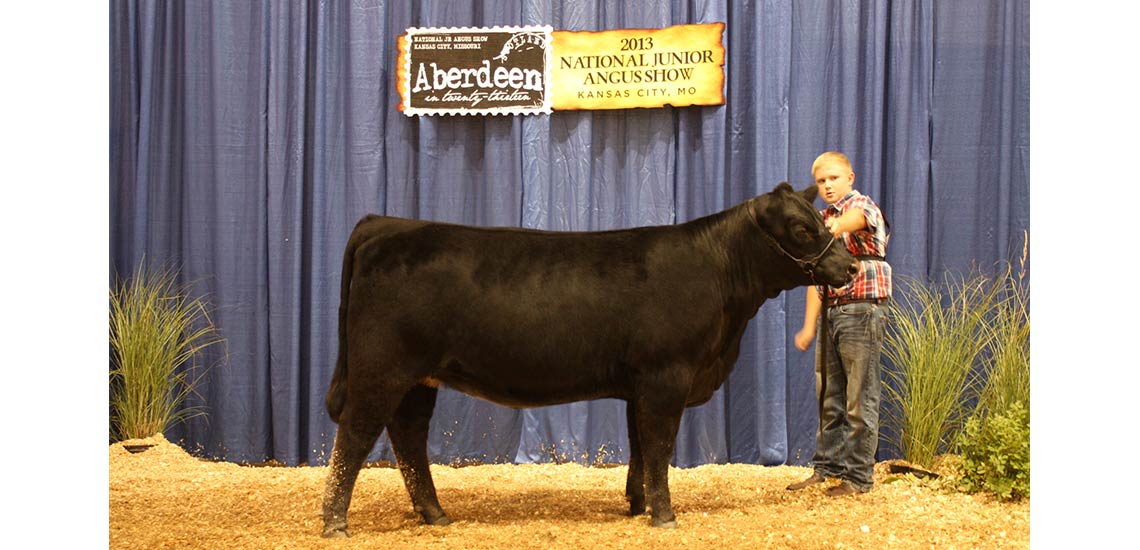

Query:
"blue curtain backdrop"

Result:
[[109, 0, 1029, 467]]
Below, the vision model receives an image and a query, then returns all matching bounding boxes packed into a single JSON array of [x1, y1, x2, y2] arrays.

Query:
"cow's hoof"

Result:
[[651, 518, 678, 529], [321, 527, 350, 538], [424, 513, 452, 526], [628, 501, 646, 516]]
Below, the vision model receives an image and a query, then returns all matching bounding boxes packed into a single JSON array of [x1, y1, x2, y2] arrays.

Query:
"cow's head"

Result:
[[750, 182, 857, 288]]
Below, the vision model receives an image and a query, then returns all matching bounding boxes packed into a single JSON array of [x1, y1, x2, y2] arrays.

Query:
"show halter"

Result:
[[758, 231, 837, 286]]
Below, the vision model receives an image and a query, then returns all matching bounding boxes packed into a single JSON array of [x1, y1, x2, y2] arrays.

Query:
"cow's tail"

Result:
[[325, 216, 376, 424]]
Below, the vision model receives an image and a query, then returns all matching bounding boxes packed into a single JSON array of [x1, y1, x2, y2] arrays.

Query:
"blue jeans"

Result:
[[811, 301, 888, 490]]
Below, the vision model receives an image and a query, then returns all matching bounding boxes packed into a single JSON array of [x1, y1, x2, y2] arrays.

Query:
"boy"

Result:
[[787, 151, 892, 496]]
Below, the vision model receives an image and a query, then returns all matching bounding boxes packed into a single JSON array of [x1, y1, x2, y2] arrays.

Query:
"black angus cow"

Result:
[[321, 182, 856, 537]]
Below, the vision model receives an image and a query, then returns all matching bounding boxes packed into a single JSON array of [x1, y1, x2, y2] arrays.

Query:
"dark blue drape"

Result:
[[110, 0, 1029, 466]]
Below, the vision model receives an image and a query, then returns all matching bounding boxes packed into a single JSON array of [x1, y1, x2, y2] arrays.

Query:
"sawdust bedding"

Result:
[[109, 434, 1028, 549]]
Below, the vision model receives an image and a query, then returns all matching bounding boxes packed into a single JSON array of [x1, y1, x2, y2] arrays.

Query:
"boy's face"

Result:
[[813, 161, 855, 204]]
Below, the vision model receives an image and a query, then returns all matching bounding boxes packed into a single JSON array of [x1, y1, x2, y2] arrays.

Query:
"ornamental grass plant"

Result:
[[882, 235, 1030, 471], [881, 270, 1003, 467], [975, 243, 1030, 417], [109, 262, 224, 441], [959, 241, 1030, 500]]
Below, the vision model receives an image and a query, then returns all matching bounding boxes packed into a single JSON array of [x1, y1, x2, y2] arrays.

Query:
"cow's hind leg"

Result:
[[388, 384, 451, 526], [624, 402, 646, 516], [322, 419, 384, 538]]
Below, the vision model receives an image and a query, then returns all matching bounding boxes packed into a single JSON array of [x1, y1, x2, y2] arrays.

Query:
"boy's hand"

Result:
[[794, 328, 814, 351], [826, 218, 842, 237]]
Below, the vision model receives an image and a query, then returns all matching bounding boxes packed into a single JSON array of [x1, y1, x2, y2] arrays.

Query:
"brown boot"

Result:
[[825, 480, 870, 497], [786, 472, 827, 491]]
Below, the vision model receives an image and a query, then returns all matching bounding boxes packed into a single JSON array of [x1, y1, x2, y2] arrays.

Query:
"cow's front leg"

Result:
[[388, 384, 450, 526], [624, 402, 646, 515], [322, 422, 383, 538], [632, 384, 687, 528]]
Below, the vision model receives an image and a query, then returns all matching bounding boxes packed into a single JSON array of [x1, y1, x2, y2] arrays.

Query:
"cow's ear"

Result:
[[774, 181, 794, 194], [800, 185, 818, 204]]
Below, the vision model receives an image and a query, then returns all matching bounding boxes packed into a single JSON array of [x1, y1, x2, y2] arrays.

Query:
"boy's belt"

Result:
[[826, 296, 888, 308]]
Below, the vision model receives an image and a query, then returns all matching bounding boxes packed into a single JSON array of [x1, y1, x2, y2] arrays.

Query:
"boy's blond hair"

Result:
[[811, 151, 852, 177]]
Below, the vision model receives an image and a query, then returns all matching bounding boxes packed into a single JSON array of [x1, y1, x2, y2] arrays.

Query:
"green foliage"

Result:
[[976, 247, 1031, 416], [882, 233, 1030, 470], [881, 270, 1003, 467], [109, 262, 224, 441], [959, 401, 1030, 501]]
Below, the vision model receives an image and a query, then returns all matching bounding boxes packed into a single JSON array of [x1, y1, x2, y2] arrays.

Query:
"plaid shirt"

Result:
[[818, 190, 892, 302]]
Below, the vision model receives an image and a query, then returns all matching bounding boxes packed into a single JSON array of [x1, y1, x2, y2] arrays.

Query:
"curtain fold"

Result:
[[110, 0, 1030, 466]]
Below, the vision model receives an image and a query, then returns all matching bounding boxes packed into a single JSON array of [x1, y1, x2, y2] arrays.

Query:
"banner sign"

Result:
[[550, 23, 725, 111], [397, 26, 553, 116], [396, 23, 725, 116]]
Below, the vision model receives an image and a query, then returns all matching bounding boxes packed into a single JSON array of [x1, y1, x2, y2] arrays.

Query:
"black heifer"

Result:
[[321, 182, 856, 537]]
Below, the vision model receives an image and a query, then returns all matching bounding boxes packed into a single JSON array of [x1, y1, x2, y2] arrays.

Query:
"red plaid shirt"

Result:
[[818, 190, 892, 302]]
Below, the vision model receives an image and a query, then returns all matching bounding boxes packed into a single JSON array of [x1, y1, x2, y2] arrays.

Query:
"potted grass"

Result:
[[880, 269, 1003, 467], [880, 236, 1030, 498], [109, 261, 224, 448], [974, 244, 1030, 416], [959, 242, 1030, 500]]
